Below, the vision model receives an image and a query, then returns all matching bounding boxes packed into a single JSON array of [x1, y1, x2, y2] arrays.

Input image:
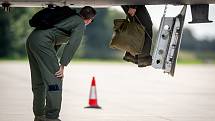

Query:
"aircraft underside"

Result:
[[0, 0, 215, 7]]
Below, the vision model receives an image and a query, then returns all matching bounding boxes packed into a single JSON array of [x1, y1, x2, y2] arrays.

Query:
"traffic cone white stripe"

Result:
[[90, 86, 97, 99]]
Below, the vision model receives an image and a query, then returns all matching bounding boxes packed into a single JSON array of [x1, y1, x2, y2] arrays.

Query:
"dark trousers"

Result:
[[26, 30, 62, 119], [121, 5, 153, 57]]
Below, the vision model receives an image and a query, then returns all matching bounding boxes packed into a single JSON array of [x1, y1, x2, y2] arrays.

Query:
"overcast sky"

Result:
[[111, 5, 215, 40]]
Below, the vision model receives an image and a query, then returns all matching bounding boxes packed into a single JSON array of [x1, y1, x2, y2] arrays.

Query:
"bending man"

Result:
[[26, 6, 96, 121]]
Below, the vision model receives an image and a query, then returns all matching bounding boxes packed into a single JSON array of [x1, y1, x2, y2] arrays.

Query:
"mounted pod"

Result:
[[189, 4, 213, 24]]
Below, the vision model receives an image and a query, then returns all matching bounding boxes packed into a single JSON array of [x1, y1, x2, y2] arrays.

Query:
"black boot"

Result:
[[138, 55, 152, 67], [123, 52, 138, 64]]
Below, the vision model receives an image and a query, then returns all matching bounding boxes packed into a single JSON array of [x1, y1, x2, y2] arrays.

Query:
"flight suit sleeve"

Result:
[[60, 23, 85, 66]]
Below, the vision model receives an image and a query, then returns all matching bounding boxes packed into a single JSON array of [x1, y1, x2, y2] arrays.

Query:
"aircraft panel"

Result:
[[1, 0, 215, 7]]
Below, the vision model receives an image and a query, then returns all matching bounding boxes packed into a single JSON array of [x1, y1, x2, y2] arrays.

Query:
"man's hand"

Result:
[[55, 65, 64, 79], [128, 8, 136, 16]]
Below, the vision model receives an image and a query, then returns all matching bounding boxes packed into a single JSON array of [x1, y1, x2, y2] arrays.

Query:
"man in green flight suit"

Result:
[[26, 6, 96, 121]]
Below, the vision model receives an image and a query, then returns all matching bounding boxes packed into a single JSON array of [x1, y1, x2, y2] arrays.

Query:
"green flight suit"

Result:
[[26, 15, 85, 119]]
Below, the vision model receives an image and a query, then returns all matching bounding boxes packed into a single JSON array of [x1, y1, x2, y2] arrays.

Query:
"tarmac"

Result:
[[0, 61, 215, 121]]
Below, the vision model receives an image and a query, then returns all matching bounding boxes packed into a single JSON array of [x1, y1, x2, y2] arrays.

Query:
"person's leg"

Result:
[[140, 27, 152, 57], [34, 115, 46, 121], [46, 119, 61, 121], [134, 6, 153, 57], [134, 6, 153, 67], [26, 40, 46, 118], [137, 26, 153, 67], [121, 5, 153, 64], [28, 37, 62, 119], [121, 5, 138, 64], [123, 52, 138, 64]]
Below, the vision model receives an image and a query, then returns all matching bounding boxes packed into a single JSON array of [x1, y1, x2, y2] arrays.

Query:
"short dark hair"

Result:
[[80, 6, 96, 19]]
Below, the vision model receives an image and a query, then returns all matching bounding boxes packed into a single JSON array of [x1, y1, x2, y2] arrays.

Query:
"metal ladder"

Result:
[[152, 5, 187, 76]]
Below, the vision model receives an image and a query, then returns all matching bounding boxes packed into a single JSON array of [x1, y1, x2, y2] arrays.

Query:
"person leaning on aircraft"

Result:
[[26, 6, 96, 121], [121, 5, 153, 67]]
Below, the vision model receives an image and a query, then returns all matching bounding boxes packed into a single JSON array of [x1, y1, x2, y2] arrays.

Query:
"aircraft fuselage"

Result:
[[1, 0, 215, 7]]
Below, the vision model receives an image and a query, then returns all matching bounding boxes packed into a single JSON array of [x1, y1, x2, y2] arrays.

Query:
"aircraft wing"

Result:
[[1, 0, 215, 7]]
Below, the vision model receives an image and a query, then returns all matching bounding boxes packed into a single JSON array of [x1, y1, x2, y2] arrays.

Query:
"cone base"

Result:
[[84, 105, 102, 109]]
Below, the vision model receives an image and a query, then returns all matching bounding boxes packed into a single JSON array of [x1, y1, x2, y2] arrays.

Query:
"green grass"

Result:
[[0, 57, 124, 63], [177, 59, 203, 64], [71, 58, 124, 63], [1, 50, 215, 64], [177, 50, 215, 64], [0, 57, 28, 61]]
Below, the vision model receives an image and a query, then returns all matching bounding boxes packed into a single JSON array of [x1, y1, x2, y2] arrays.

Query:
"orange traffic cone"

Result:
[[85, 77, 101, 109]]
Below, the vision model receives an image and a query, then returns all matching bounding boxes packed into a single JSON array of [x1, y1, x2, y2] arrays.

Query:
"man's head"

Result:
[[80, 6, 96, 25]]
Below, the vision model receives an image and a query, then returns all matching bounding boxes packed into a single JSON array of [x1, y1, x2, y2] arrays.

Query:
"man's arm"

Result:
[[55, 65, 64, 78], [60, 23, 85, 66], [55, 23, 84, 79]]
